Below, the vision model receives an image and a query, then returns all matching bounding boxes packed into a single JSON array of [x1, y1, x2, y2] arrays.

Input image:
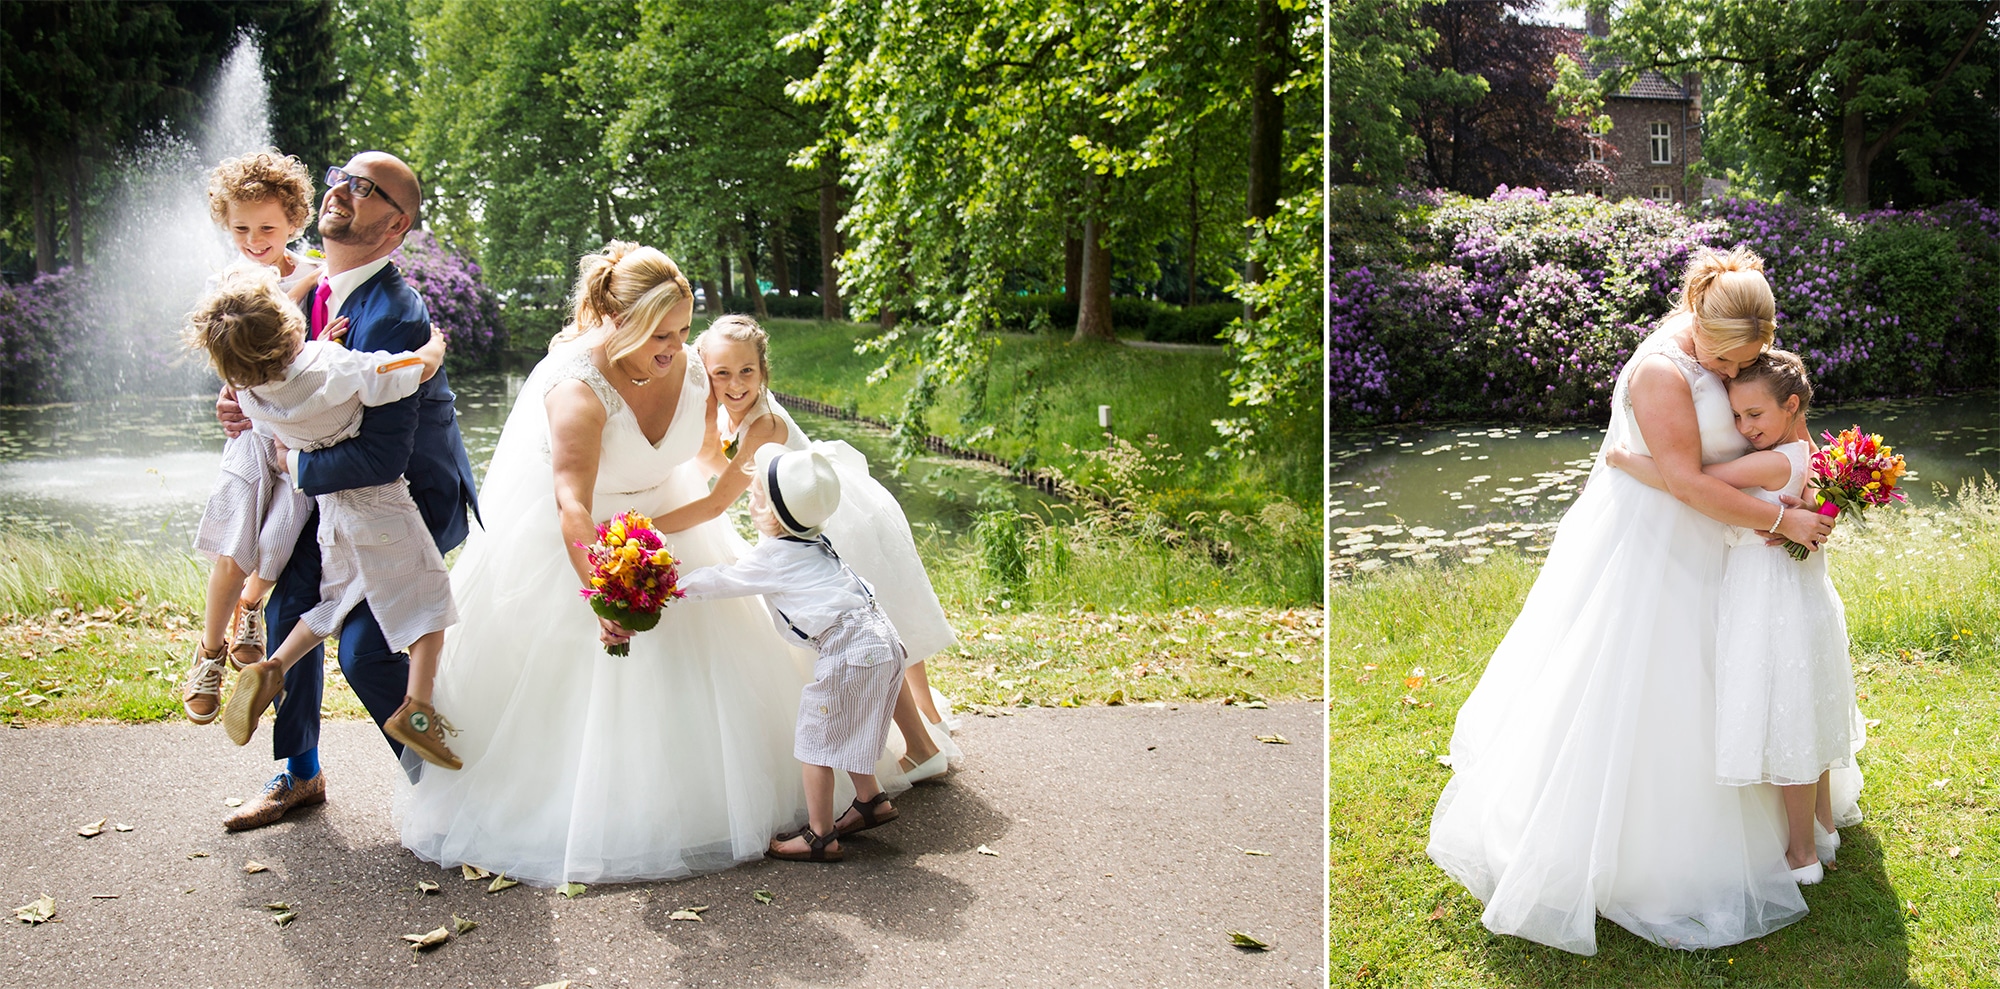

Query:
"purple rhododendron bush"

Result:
[[1328, 186, 2000, 426]]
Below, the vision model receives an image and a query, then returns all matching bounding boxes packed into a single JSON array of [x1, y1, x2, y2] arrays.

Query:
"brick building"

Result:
[[1574, 14, 1702, 202]]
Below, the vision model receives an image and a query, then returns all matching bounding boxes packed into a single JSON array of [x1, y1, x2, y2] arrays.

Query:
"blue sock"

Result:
[[287, 747, 320, 781]]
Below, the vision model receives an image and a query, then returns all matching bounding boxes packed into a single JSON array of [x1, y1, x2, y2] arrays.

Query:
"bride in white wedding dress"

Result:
[[400, 244, 845, 885], [1426, 249, 1850, 955]]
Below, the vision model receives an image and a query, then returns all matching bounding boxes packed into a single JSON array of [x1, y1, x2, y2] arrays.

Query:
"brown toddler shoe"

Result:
[[222, 660, 285, 747], [384, 697, 463, 771], [180, 644, 229, 724]]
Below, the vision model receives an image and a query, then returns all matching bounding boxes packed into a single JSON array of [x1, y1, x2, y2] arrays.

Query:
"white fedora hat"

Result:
[[754, 443, 840, 538]]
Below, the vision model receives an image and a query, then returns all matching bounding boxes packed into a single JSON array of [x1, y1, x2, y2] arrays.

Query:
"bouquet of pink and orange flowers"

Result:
[[1786, 425, 1909, 560], [579, 510, 683, 655]]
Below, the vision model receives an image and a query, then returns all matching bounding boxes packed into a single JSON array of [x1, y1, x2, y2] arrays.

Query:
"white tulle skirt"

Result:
[[1714, 543, 1863, 787], [1426, 466, 1849, 955], [397, 463, 901, 886]]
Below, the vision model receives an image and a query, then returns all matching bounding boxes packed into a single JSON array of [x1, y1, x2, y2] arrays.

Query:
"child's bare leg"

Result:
[[240, 574, 275, 610], [263, 621, 326, 675], [1815, 769, 1835, 831], [1780, 782, 1819, 869], [904, 662, 943, 724], [404, 630, 444, 705], [770, 764, 842, 857], [203, 557, 251, 654], [832, 772, 892, 834], [893, 680, 941, 768]]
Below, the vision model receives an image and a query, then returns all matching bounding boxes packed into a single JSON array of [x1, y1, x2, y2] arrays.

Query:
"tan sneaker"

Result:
[[383, 697, 463, 770], [223, 771, 325, 831], [180, 645, 229, 724], [227, 600, 266, 671], [222, 661, 285, 747]]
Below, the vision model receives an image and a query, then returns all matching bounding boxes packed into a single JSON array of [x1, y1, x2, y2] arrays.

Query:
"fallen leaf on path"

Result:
[[976, 845, 1000, 856], [90, 893, 118, 900], [452, 914, 478, 935], [224, 798, 243, 808], [186, 851, 209, 859], [487, 874, 519, 893], [1233, 846, 1270, 856], [77, 818, 106, 838], [557, 882, 586, 899], [668, 908, 705, 922], [460, 864, 491, 881], [14, 895, 54, 925], [752, 890, 774, 905], [264, 902, 291, 911], [401, 927, 449, 951], [1226, 930, 1270, 950], [1255, 734, 1288, 745], [1427, 903, 1448, 921], [271, 909, 296, 927], [532, 982, 574, 989], [416, 880, 440, 894], [112, 824, 132, 832], [243, 861, 268, 874]]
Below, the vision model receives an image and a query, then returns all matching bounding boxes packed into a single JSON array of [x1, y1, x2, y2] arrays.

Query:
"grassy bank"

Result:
[[746, 318, 1319, 517], [1329, 478, 2000, 988], [0, 529, 1320, 725]]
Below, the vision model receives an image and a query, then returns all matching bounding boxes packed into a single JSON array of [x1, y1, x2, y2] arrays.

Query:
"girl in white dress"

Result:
[[182, 151, 326, 722], [1426, 249, 1842, 955], [400, 244, 867, 886], [1608, 350, 1860, 885], [653, 316, 962, 780]]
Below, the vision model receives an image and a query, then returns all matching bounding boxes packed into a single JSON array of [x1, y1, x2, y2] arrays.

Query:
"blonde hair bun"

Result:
[[1676, 246, 1776, 353], [551, 242, 694, 359]]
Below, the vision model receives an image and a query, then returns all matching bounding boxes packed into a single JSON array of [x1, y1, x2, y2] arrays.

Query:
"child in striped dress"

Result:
[[677, 444, 906, 862], [182, 264, 465, 770]]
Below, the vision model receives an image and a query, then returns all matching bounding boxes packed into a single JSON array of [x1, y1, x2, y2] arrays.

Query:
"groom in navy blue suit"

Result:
[[217, 151, 479, 830]]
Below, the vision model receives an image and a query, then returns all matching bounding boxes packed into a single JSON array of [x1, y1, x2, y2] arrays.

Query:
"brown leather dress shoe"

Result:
[[223, 771, 325, 831]]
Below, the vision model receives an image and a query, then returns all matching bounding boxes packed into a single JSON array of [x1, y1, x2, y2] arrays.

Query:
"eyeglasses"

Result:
[[325, 166, 406, 215]]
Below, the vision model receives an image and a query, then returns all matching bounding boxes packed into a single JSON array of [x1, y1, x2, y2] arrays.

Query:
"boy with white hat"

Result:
[[676, 443, 906, 862]]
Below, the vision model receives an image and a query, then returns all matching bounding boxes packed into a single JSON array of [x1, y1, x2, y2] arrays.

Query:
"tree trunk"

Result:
[[1839, 74, 1869, 212], [31, 165, 56, 275], [770, 216, 791, 297], [65, 150, 84, 268], [701, 278, 721, 316], [741, 214, 768, 319], [1064, 231, 1082, 301], [717, 236, 735, 304], [1243, 0, 1288, 315], [1073, 198, 1115, 342], [1186, 139, 1199, 308], [595, 192, 616, 245], [817, 153, 845, 321]]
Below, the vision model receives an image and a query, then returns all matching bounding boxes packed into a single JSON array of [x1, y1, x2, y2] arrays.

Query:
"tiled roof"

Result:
[[1571, 30, 1690, 101]]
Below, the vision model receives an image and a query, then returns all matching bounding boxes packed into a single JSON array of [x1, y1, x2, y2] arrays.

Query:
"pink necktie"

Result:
[[310, 278, 332, 339]]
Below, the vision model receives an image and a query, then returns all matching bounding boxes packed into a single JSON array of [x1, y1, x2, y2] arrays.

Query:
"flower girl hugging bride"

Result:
[[182, 264, 466, 771], [1609, 350, 1858, 885]]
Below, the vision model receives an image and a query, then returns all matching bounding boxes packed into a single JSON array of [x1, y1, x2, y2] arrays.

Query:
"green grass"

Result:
[[1329, 478, 2000, 988], [0, 527, 1320, 724], [748, 318, 1320, 515]]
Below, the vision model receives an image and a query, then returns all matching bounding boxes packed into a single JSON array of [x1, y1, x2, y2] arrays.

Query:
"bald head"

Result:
[[347, 151, 421, 229]]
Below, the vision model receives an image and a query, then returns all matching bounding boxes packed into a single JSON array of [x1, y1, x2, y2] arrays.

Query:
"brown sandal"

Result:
[[836, 792, 899, 836], [767, 824, 843, 862]]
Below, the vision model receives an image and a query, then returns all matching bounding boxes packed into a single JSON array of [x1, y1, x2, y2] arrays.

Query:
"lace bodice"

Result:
[[538, 342, 709, 500], [1609, 323, 1749, 467]]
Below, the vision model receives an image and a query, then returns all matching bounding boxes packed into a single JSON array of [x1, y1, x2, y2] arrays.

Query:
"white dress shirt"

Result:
[[678, 536, 873, 643]]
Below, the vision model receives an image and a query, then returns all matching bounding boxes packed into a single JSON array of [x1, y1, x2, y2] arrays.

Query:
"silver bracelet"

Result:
[[1772, 505, 1786, 533]]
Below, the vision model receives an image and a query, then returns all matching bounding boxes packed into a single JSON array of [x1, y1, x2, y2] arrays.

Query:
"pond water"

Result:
[[0, 371, 1052, 552], [1328, 390, 2000, 576]]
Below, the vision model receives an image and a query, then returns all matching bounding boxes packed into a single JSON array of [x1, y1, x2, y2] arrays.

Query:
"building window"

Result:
[[1650, 123, 1672, 164], [1652, 184, 1672, 200], [1589, 140, 1603, 163], [1585, 186, 1605, 197]]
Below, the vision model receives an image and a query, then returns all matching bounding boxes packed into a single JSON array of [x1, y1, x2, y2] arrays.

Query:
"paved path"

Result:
[[0, 702, 1322, 988]]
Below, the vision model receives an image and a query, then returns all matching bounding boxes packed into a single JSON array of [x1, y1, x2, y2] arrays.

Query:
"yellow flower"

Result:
[[649, 550, 672, 567], [620, 543, 641, 562], [590, 576, 607, 588]]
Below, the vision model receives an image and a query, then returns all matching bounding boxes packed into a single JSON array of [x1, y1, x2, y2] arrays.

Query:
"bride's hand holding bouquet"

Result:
[[580, 510, 684, 655]]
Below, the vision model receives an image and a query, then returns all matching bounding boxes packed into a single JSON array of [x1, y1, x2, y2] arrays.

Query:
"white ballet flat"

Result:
[[1790, 860, 1824, 885], [1814, 821, 1840, 865], [929, 687, 961, 733], [927, 717, 965, 771], [899, 749, 951, 783]]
